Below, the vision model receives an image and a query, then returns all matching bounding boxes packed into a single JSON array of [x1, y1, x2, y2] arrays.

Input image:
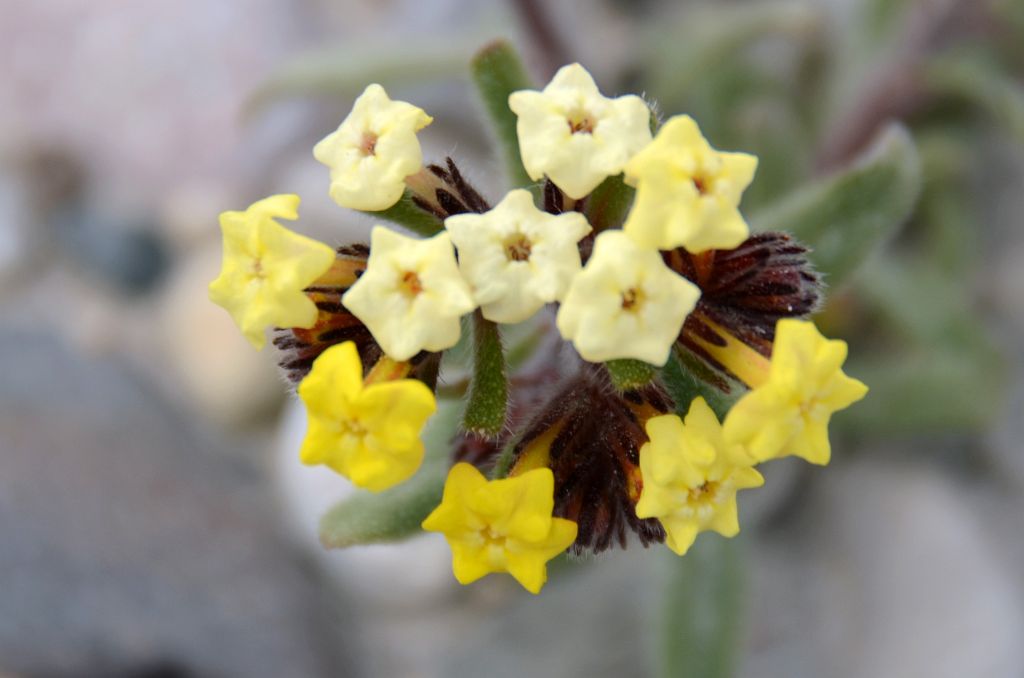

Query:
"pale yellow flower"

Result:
[[208, 194, 335, 349], [556, 230, 700, 364], [422, 463, 578, 594], [341, 226, 476, 361], [445, 189, 591, 324], [509, 63, 652, 199], [298, 342, 436, 491], [723, 319, 868, 465], [313, 84, 433, 211], [636, 398, 764, 556], [623, 115, 757, 253]]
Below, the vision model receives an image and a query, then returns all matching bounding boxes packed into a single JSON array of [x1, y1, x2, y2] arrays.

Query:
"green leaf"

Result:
[[318, 399, 461, 548], [470, 40, 535, 190], [660, 349, 739, 420], [462, 310, 508, 436], [606, 359, 656, 391], [362, 189, 444, 237], [927, 53, 1024, 145], [245, 43, 467, 114], [655, 536, 746, 678], [752, 123, 921, 288], [585, 174, 635, 232]]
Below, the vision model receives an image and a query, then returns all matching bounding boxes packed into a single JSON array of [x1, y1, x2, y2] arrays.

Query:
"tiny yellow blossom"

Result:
[[623, 115, 757, 253], [298, 341, 436, 491], [208, 194, 335, 350], [313, 84, 433, 211], [636, 398, 764, 556], [556, 230, 701, 365], [422, 463, 577, 594], [509, 63, 652, 200], [723, 319, 869, 465], [342, 226, 476, 361], [445, 189, 591, 324]]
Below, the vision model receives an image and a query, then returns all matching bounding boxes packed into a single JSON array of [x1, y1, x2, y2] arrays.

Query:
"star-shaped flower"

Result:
[[298, 341, 436, 491], [556, 230, 701, 364], [509, 63, 652, 199], [623, 115, 757, 253], [445, 189, 591, 324], [314, 84, 433, 211], [208, 194, 335, 349], [341, 226, 476, 361], [422, 463, 578, 594], [723, 319, 869, 465], [636, 397, 764, 556]]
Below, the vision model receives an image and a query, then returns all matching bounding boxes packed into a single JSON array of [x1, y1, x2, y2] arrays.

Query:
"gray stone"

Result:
[[0, 331, 355, 677]]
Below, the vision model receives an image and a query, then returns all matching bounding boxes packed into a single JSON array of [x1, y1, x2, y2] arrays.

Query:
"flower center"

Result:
[[688, 481, 717, 503], [504, 233, 533, 262], [359, 131, 378, 157], [249, 257, 266, 279], [399, 270, 424, 297], [692, 175, 709, 195], [567, 110, 595, 135], [621, 287, 643, 311]]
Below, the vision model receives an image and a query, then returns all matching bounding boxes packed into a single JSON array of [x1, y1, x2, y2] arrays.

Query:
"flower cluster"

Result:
[[210, 60, 867, 594]]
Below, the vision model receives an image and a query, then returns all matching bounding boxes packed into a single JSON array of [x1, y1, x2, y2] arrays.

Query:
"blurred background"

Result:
[[1, 0, 1023, 676]]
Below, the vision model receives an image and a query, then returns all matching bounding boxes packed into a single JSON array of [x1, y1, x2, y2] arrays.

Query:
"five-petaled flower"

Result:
[[342, 226, 476, 361], [445, 189, 591, 324], [314, 83, 433, 211], [623, 115, 757, 253], [636, 397, 764, 556], [556, 230, 701, 364], [208, 194, 335, 349], [509, 63, 652, 200], [724, 319, 869, 465], [298, 341, 437, 491], [422, 463, 578, 594]]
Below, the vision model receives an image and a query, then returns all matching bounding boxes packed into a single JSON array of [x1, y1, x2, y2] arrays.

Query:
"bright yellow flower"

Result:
[[313, 84, 433, 211], [723, 319, 868, 465], [341, 226, 476, 361], [623, 115, 757, 253], [509, 63, 652, 199], [422, 463, 577, 594], [636, 398, 764, 556], [208, 194, 335, 350], [445, 189, 591, 324], [556, 230, 700, 365], [298, 341, 436, 491]]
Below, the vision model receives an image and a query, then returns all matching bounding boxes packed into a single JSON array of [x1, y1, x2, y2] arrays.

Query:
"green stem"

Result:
[[462, 310, 508, 436], [606, 358, 656, 391], [470, 40, 535, 190]]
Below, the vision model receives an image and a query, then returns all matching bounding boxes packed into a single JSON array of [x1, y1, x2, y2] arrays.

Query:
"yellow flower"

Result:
[[636, 398, 764, 556], [313, 84, 433, 211], [208, 194, 335, 350], [422, 463, 577, 594], [509, 63, 652, 199], [445, 189, 591, 324], [623, 115, 757, 253], [556, 230, 701, 365], [298, 341, 436, 491], [341, 226, 476, 361], [723, 319, 868, 465]]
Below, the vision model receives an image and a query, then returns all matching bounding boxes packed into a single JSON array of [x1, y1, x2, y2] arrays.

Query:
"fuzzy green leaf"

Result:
[[752, 124, 921, 287], [660, 349, 739, 420], [585, 174, 635, 232], [462, 311, 508, 436], [656, 536, 746, 678], [470, 40, 535, 190], [606, 359, 656, 392], [318, 399, 462, 548], [927, 53, 1024, 145], [362, 189, 444, 238]]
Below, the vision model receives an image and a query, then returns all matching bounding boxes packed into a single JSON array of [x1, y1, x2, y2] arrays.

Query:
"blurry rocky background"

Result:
[[1, 0, 1023, 677]]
